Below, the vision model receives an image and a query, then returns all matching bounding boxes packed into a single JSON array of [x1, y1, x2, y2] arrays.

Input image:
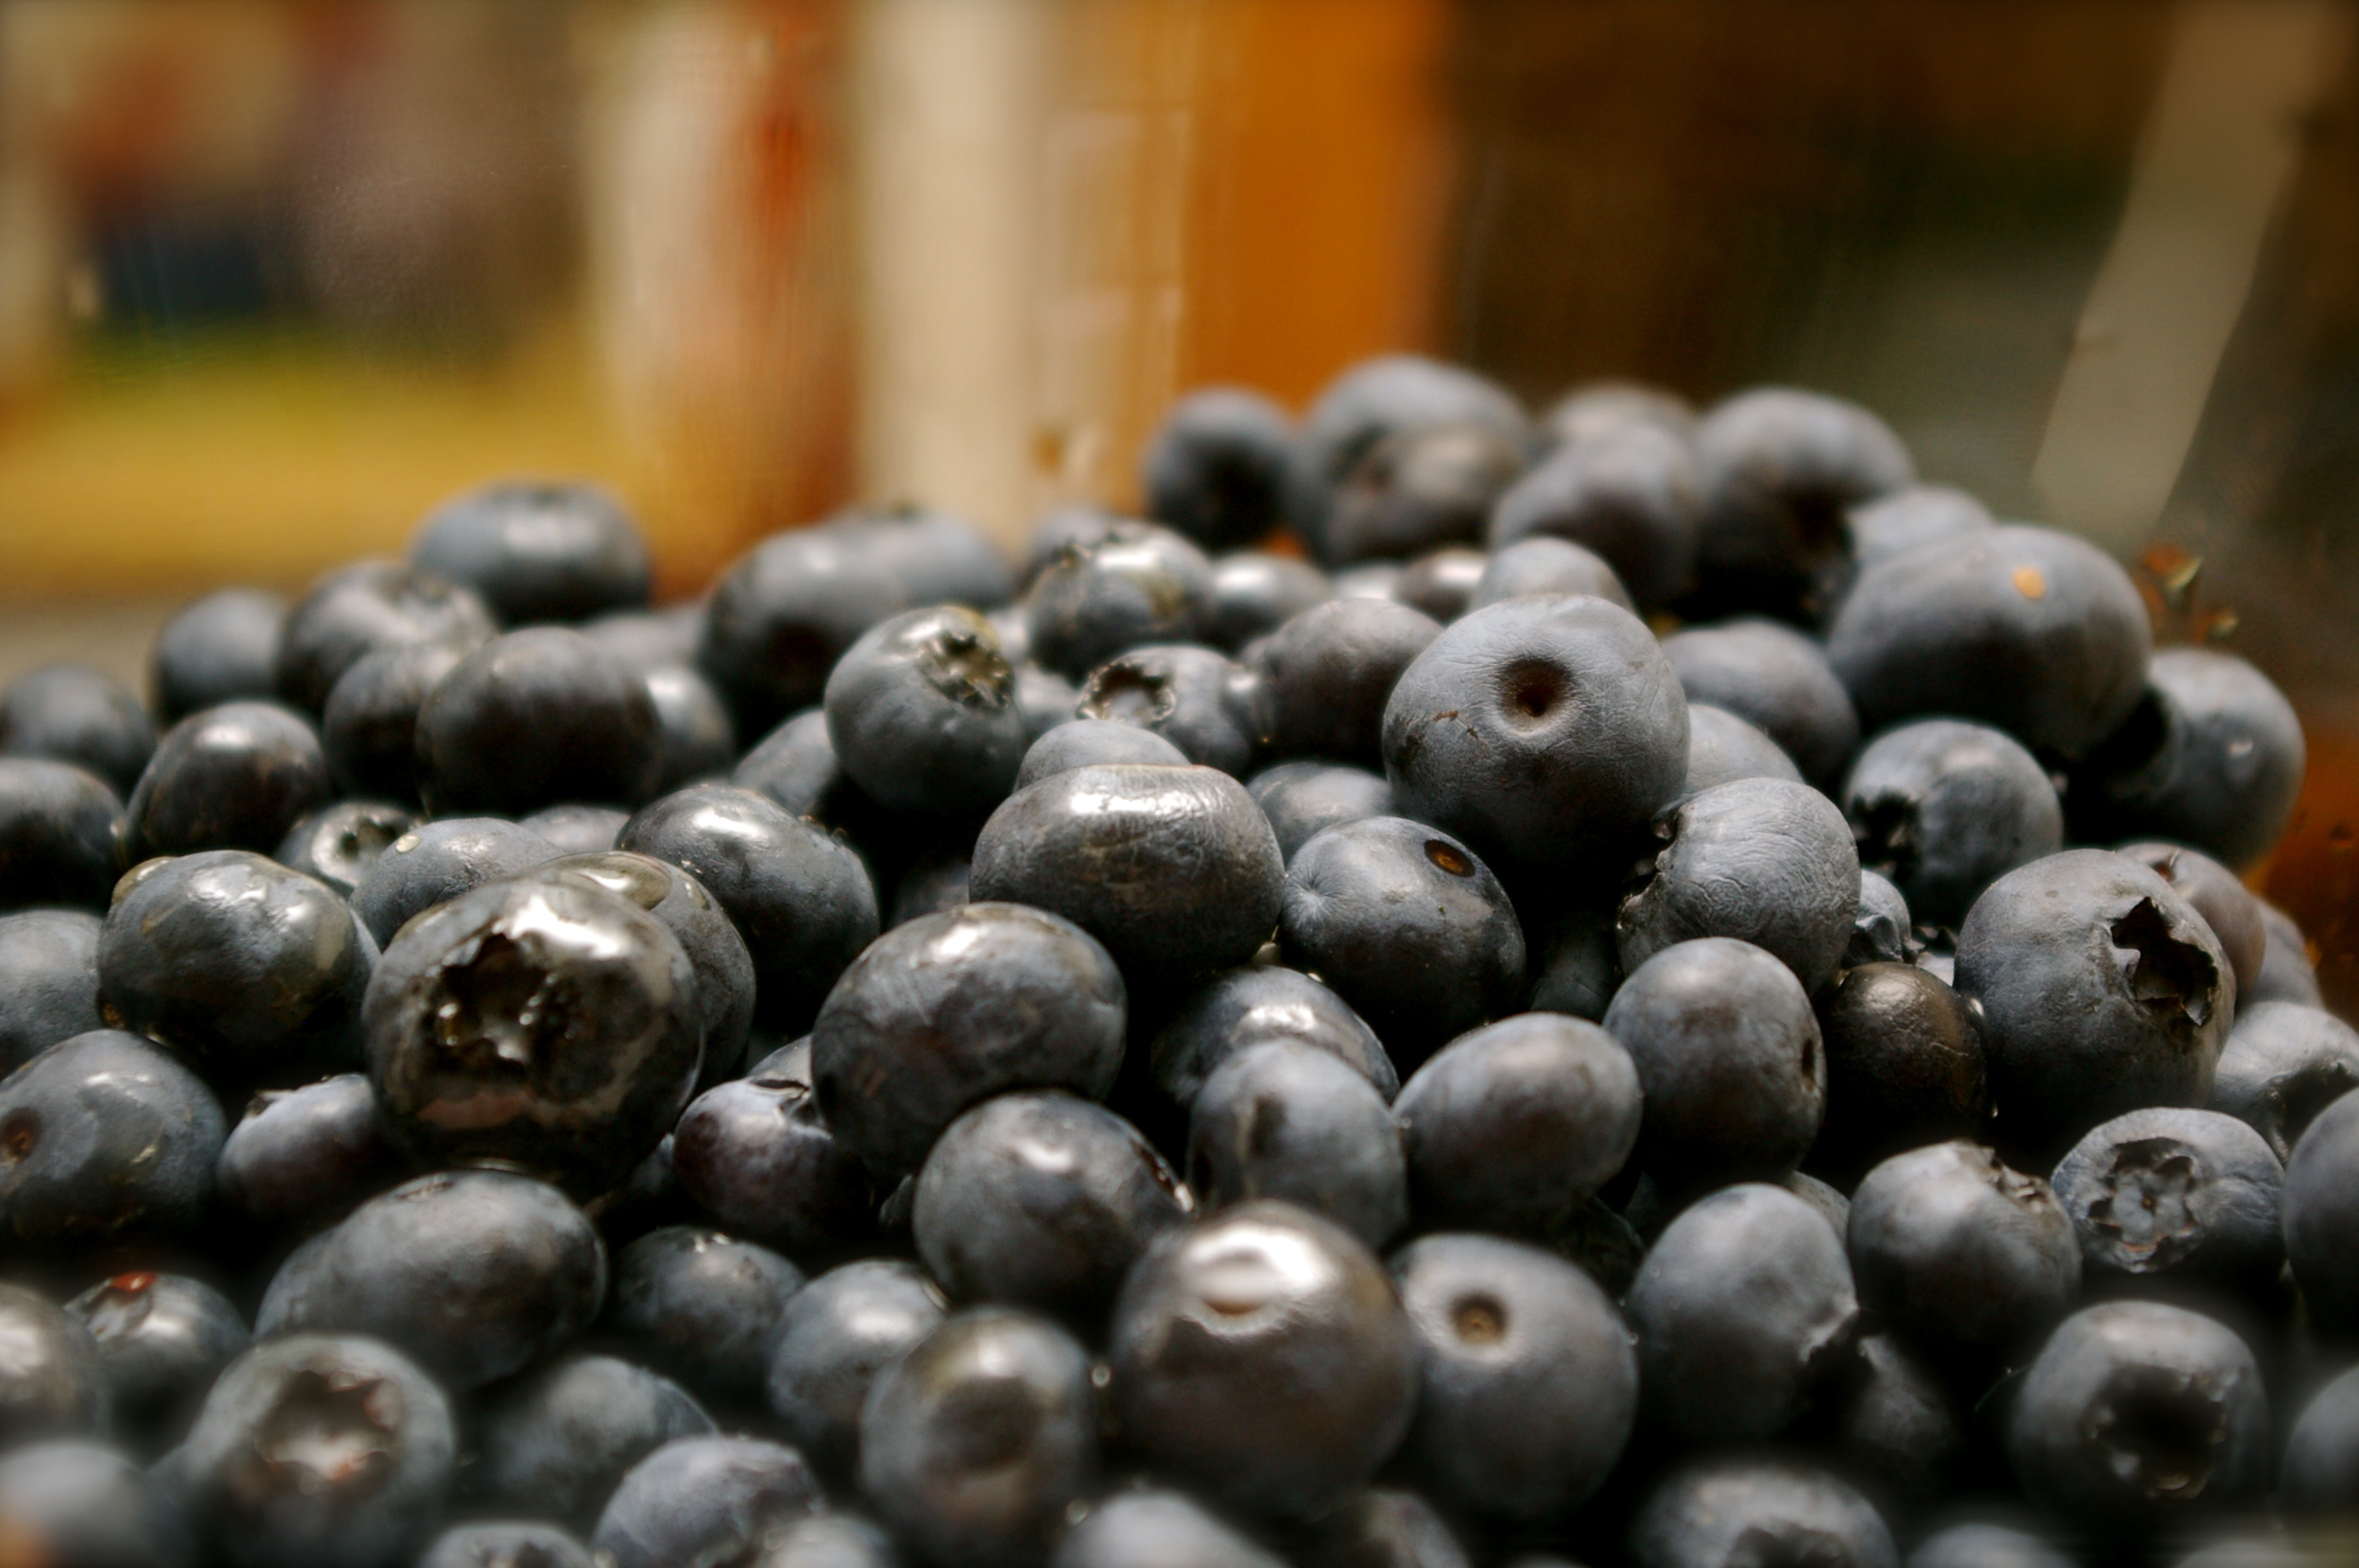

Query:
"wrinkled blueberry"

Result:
[[410, 480, 652, 625], [1843, 719, 2062, 931], [2206, 1000, 2359, 1161]]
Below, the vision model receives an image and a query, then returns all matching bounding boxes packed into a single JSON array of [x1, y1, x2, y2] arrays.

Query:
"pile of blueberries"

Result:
[[0, 355, 2354, 1568]]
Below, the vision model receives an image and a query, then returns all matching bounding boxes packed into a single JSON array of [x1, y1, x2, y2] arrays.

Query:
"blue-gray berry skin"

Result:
[[0, 1284, 105, 1446], [606, 1225, 805, 1406], [1487, 419, 1701, 613], [0, 759, 125, 913], [214, 1073, 402, 1238], [1664, 619, 1859, 788], [1846, 484, 1994, 571], [1626, 1183, 1859, 1443], [1149, 964, 1397, 1108], [1109, 1201, 1418, 1520], [1280, 816, 1525, 1070], [1843, 719, 2063, 928], [1053, 1489, 1285, 1568], [1849, 867, 1915, 967], [2005, 1301, 2268, 1528], [2284, 1087, 2359, 1336], [1017, 719, 1187, 789], [132, 704, 318, 861], [1322, 425, 1525, 568], [915, 1091, 1190, 1323], [1077, 643, 1259, 777], [1188, 1040, 1404, 1250], [2068, 648, 2305, 871], [1025, 522, 1216, 681], [1247, 760, 1395, 865], [1630, 1456, 1896, 1568], [153, 586, 286, 723], [274, 559, 495, 717], [1394, 1011, 1641, 1236], [2206, 1000, 2359, 1161], [2051, 1107, 2283, 1294], [591, 1436, 823, 1568], [1390, 1232, 1637, 1521], [177, 1333, 456, 1568], [0, 909, 104, 1076], [1827, 524, 2150, 759], [472, 1353, 714, 1527], [274, 799, 415, 895], [1903, 1522, 2074, 1568], [1144, 387, 1297, 553], [1812, 963, 1989, 1184], [1681, 703, 1801, 798], [766, 1259, 947, 1476], [668, 1053, 881, 1256], [0, 1439, 194, 1568], [64, 1272, 249, 1439], [0, 1029, 224, 1251], [2117, 841, 2265, 998], [416, 628, 665, 817], [825, 504, 1015, 610], [2, 664, 154, 799], [1604, 938, 1824, 1192], [824, 605, 1027, 817], [2251, 899, 2322, 1007], [2282, 1362, 2359, 1518], [410, 479, 652, 626], [1617, 776, 1859, 995], [1206, 550, 1332, 651], [320, 641, 466, 806], [970, 764, 1284, 985], [1289, 355, 1527, 563], [1954, 851, 2231, 1158], [1472, 535, 1633, 614], [859, 1308, 1098, 1568], [1251, 597, 1443, 768], [1845, 1140, 2079, 1376], [1383, 593, 1688, 878], [419, 1523, 595, 1568], [349, 815, 562, 947], [812, 902, 1127, 1177], [699, 529, 911, 738]]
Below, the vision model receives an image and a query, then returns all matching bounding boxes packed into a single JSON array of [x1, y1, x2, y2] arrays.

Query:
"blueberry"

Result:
[[1394, 546, 1491, 622], [101, 849, 370, 1088], [1540, 379, 1694, 448], [2281, 1362, 2359, 1518], [533, 851, 757, 1091], [1245, 760, 1395, 865], [365, 872, 700, 1192], [819, 506, 1010, 612], [1602, 938, 1824, 1191], [1149, 964, 1397, 1113], [1390, 1232, 1636, 1520], [591, 1435, 821, 1568], [1626, 1183, 1859, 1442], [1679, 702, 1802, 798], [645, 665, 738, 791], [1016, 719, 1190, 789], [1187, 1040, 1404, 1249], [1848, 867, 1917, 967], [2282, 1087, 2359, 1334], [1903, 1522, 2074, 1568], [2206, 1000, 2359, 1160], [1630, 1457, 1896, 1568], [418, 1522, 594, 1568], [1827, 524, 2152, 759], [1109, 1201, 1417, 1518], [887, 849, 971, 927], [766, 1258, 948, 1474], [1026, 522, 1217, 680], [1022, 505, 1122, 589], [473, 1353, 714, 1526], [1143, 387, 1296, 551], [1076, 644, 1259, 776], [820, 605, 1027, 817], [734, 706, 890, 833], [1846, 1141, 2080, 1376], [0, 909, 104, 1075], [1289, 355, 1526, 563], [970, 764, 1284, 985], [0, 1439, 193, 1568], [520, 802, 631, 855], [0, 759, 125, 910], [258, 1169, 606, 1390], [1617, 776, 1859, 994], [1486, 420, 1701, 612], [1394, 1012, 1638, 1236], [1205, 550, 1332, 652], [1665, 621, 1859, 789], [697, 529, 911, 736], [606, 1225, 806, 1404], [151, 587, 286, 723], [2116, 842, 2266, 1000], [1251, 597, 1442, 768], [1811, 962, 1990, 1183], [859, 1307, 1097, 1567], [672, 1045, 880, 1254], [2250, 898, 2322, 1007], [1689, 387, 1913, 625], [0, 1283, 106, 1444], [2005, 1301, 2267, 1527], [1835, 1330, 1962, 1509], [64, 1272, 248, 1442], [2051, 1108, 2282, 1294], [621, 782, 880, 1034], [1, 664, 155, 797], [1954, 851, 2231, 1156], [1469, 535, 1632, 614], [1383, 594, 1687, 877], [274, 559, 496, 716], [417, 627, 665, 815], [348, 815, 562, 946], [917, 1090, 1190, 1323], [409, 480, 652, 625], [1053, 1490, 1285, 1568], [215, 1073, 401, 1236], [1296, 1489, 1470, 1568], [1279, 817, 1524, 1068], [754, 1514, 904, 1568], [320, 640, 468, 804], [584, 605, 703, 677], [1521, 902, 1623, 1020], [1849, 485, 1990, 568], [273, 800, 415, 896], [1331, 561, 1407, 602], [0, 1029, 224, 1250], [176, 1332, 455, 1568], [1842, 719, 2063, 930], [2066, 649, 2305, 871], [126, 702, 333, 861]]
